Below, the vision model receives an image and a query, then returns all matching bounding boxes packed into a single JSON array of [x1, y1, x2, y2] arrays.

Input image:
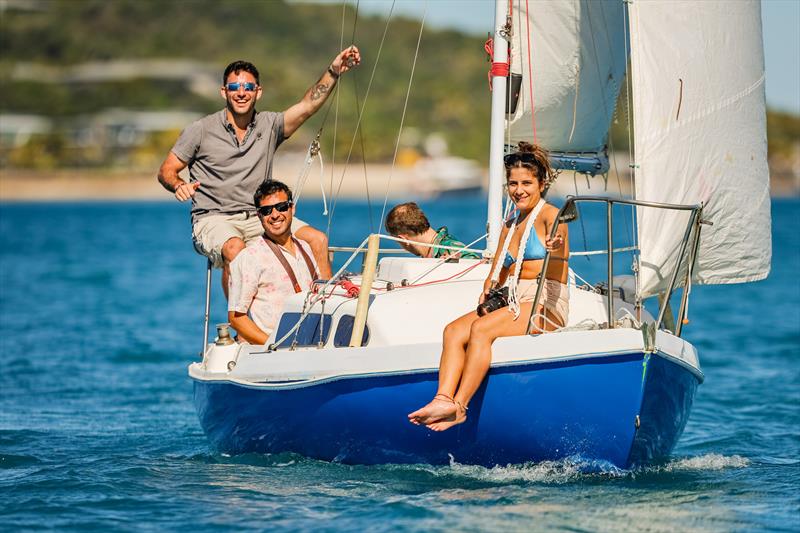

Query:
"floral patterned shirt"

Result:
[[228, 237, 317, 339]]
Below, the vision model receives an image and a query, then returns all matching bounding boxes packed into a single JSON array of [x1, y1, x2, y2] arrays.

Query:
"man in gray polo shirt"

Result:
[[158, 46, 360, 293]]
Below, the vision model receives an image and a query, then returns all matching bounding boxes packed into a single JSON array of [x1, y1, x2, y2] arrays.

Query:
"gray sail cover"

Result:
[[629, 0, 772, 297], [508, 0, 627, 152]]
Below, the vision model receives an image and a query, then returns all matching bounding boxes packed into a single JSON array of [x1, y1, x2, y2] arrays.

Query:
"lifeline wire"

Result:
[[268, 234, 371, 350]]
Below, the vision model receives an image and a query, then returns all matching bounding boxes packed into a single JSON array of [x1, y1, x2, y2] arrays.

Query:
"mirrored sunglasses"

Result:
[[257, 201, 292, 217], [226, 82, 258, 92]]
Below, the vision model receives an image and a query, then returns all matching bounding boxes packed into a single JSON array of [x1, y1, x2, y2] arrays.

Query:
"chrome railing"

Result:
[[526, 195, 704, 336]]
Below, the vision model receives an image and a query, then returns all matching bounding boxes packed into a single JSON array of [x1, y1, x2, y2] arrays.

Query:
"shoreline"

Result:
[[0, 163, 422, 202], [1, 167, 796, 201]]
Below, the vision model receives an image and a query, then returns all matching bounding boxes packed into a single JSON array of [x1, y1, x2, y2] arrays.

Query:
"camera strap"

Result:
[[263, 236, 318, 293]]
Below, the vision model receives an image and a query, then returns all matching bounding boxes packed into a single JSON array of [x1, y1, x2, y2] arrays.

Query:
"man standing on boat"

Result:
[[157, 46, 361, 291], [228, 180, 317, 345]]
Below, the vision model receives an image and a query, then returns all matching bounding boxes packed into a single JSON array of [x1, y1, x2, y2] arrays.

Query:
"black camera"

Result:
[[476, 286, 510, 316]]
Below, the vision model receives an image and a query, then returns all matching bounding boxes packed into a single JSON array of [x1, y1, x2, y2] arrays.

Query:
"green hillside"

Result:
[[0, 0, 492, 162], [1, 0, 796, 177]]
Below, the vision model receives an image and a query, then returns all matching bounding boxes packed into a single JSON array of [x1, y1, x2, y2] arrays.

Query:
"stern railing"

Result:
[[527, 195, 704, 336]]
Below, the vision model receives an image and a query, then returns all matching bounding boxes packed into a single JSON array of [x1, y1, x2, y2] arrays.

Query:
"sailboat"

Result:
[[189, 0, 770, 468]]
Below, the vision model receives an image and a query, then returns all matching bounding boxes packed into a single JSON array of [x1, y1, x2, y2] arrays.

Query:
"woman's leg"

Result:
[[407, 310, 479, 425], [428, 302, 536, 431]]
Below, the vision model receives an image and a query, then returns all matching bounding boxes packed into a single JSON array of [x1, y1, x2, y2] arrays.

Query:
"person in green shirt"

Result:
[[385, 202, 481, 259]]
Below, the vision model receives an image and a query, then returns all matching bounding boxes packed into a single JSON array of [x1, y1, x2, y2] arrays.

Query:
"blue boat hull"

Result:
[[192, 351, 699, 468]]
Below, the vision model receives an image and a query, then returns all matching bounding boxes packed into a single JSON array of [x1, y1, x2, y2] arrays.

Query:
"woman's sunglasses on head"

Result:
[[257, 201, 293, 217], [504, 152, 538, 167], [226, 82, 258, 92]]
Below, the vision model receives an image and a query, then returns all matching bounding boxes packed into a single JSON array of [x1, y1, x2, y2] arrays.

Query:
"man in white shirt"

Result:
[[228, 180, 318, 344]]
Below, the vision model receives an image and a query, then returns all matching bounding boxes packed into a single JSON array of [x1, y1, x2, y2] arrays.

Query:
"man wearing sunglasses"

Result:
[[228, 180, 317, 345], [157, 46, 361, 295]]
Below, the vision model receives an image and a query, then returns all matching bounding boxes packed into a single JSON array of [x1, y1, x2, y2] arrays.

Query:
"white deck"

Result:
[[192, 257, 701, 387]]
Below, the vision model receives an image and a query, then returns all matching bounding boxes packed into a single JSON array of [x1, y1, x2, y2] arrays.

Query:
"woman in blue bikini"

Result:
[[408, 142, 569, 431]]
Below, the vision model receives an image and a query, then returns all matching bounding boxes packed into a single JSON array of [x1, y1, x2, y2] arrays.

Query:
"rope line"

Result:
[[266, 231, 484, 350]]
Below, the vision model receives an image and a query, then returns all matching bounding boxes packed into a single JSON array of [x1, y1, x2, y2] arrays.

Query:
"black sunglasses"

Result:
[[257, 201, 293, 217], [504, 152, 539, 167]]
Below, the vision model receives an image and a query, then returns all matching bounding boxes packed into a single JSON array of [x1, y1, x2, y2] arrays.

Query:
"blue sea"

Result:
[[1, 196, 798, 531]]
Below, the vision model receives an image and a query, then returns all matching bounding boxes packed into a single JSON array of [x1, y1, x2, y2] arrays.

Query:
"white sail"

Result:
[[629, 0, 772, 298], [508, 0, 627, 152]]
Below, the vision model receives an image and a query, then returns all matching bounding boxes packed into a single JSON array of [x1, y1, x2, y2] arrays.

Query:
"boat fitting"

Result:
[[215, 323, 235, 346]]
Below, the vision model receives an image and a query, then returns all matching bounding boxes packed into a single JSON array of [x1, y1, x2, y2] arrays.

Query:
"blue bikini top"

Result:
[[502, 230, 546, 268]]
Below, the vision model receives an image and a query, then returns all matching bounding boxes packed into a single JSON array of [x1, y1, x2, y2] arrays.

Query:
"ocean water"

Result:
[[1, 196, 798, 531]]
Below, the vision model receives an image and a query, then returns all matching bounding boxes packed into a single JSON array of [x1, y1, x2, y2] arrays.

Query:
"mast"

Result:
[[486, 0, 510, 253]]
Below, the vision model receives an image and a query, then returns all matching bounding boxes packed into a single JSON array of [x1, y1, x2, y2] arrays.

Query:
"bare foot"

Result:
[[428, 403, 467, 432], [408, 395, 457, 426]]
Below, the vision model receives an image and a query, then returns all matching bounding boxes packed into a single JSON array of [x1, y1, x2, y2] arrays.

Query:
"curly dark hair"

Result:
[[505, 141, 557, 193], [253, 180, 293, 208], [222, 60, 260, 85]]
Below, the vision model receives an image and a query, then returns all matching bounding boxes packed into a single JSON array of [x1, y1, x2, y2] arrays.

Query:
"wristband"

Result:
[[327, 65, 340, 79]]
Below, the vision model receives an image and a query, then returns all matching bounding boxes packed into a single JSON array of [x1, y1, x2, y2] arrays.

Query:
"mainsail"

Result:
[[629, 0, 772, 297], [508, 0, 627, 153]]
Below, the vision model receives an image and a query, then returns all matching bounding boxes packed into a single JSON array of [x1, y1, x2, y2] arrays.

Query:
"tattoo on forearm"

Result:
[[310, 83, 330, 101]]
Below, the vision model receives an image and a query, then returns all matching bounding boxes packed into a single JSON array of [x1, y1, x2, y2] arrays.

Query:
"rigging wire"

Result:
[[347, 0, 374, 233], [599, 0, 635, 250], [500, 0, 520, 225], [352, 74, 375, 232], [523, 0, 537, 143], [585, 0, 634, 250], [326, 2, 348, 230], [377, 1, 428, 234], [622, 0, 641, 302], [326, 0, 396, 238]]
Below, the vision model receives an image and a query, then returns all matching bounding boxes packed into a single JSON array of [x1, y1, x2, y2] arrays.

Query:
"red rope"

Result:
[[347, 259, 487, 292], [400, 259, 487, 289], [484, 0, 514, 91], [338, 279, 360, 298], [524, 0, 537, 143], [485, 38, 509, 90]]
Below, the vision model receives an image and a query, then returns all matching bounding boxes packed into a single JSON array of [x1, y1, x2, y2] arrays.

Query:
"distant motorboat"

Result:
[[411, 156, 484, 197]]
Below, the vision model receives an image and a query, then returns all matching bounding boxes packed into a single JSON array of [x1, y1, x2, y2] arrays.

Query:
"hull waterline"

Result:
[[192, 350, 700, 468]]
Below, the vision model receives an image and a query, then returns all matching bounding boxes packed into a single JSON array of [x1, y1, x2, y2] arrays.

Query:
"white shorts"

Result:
[[193, 212, 307, 268], [516, 278, 570, 326]]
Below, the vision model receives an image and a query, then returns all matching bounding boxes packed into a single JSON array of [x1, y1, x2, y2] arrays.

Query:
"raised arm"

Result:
[[283, 45, 361, 138]]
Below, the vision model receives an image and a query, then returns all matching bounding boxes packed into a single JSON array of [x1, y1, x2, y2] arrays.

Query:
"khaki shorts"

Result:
[[193, 212, 308, 268], [517, 278, 570, 326]]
